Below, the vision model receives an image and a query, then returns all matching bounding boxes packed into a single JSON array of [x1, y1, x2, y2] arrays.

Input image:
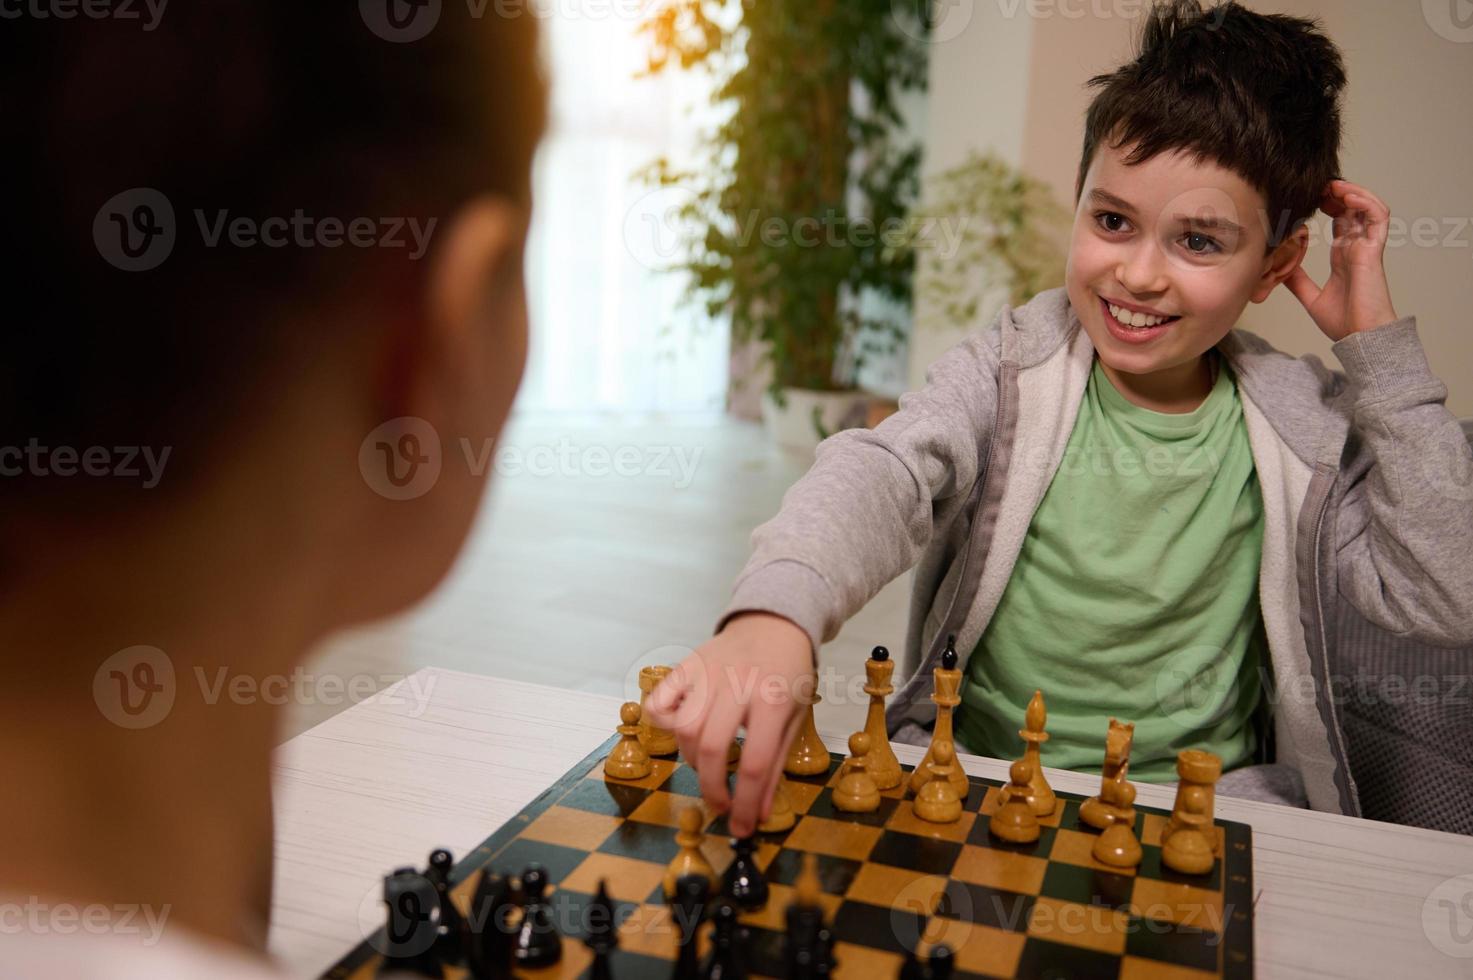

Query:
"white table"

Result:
[[267, 668, 1473, 978]]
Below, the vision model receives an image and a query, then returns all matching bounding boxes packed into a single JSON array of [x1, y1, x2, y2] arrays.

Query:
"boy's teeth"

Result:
[[1108, 303, 1174, 328]]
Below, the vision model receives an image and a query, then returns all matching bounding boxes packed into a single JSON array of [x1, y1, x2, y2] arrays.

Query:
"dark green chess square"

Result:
[[765, 849, 862, 895], [596, 819, 683, 865], [577, 949, 673, 978], [959, 778, 995, 813], [934, 879, 1036, 933], [804, 787, 901, 826], [830, 899, 928, 956], [1125, 915, 1224, 973], [705, 811, 795, 847], [865, 830, 963, 875], [1015, 936, 1124, 978], [737, 924, 787, 976], [557, 778, 652, 819], [1038, 860, 1135, 911], [485, 839, 589, 889], [544, 889, 638, 943], [657, 764, 735, 799]]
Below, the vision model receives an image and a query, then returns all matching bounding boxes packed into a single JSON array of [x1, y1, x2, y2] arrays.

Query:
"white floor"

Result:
[[282, 412, 914, 742]]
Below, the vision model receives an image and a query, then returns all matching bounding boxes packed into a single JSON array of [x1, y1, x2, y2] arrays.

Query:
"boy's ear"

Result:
[[1251, 224, 1311, 304]]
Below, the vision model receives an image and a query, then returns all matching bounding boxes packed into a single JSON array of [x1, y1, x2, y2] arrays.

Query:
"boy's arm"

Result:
[[645, 323, 1005, 838], [716, 326, 1004, 661], [1331, 319, 1473, 646]]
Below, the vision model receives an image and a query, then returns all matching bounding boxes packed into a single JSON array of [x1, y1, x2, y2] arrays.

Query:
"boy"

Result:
[[648, 0, 1473, 837], [1, 4, 544, 976]]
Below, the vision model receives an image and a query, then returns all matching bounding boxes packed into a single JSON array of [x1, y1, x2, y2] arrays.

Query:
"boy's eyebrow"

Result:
[[1089, 188, 1245, 236]]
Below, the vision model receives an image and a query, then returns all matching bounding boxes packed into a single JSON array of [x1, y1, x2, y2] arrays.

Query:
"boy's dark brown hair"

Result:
[[1075, 0, 1347, 250], [0, 3, 546, 515]]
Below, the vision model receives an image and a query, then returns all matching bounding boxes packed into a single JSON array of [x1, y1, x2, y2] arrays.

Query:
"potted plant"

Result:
[[636, 0, 931, 450]]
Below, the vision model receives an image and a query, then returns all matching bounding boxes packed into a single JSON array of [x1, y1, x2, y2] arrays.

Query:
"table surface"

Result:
[[266, 668, 1473, 979]]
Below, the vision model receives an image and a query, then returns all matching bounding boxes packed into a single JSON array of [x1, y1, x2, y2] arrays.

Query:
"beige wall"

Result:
[[916, 0, 1473, 416]]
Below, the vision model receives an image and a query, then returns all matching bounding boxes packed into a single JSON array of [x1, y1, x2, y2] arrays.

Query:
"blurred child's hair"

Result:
[[0, 3, 547, 519], [1075, 0, 1347, 250]]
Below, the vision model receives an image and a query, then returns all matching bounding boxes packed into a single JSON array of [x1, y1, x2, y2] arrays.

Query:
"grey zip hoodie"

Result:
[[718, 286, 1473, 816]]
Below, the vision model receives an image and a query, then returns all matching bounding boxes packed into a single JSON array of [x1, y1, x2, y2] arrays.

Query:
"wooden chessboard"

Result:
[[322, 735, 1255, 979]]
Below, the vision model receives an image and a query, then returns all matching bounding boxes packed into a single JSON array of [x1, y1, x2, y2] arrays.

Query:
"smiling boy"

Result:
[[648, 0, 1473, 834]]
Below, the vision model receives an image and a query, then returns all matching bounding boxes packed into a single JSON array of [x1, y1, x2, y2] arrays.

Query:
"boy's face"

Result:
[[1066, 139, 1301, 379]]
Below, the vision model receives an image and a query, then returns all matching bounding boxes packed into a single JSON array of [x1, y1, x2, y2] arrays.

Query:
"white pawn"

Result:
[[914, 740, 963, 824], [834, 733, 881, 813], [604, 701, 652, 780]]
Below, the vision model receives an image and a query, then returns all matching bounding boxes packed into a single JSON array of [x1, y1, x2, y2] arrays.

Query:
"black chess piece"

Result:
[[782, 891, 825, 980], [424, 848, 468, 965], [672, 874, 709, 980], [466, 868, 515, 980], [512, 865, 561, 968], [378, 868, 444, 978], [872, 646, 889, 662], [927, 944, 955, 980], [719, 836, 768, 912], [941, 635, 958, 671], [584, 879, 619, 980], [897, 950, 926, 980], [699, 898, 746, 980], [811, 926, 836, 978]]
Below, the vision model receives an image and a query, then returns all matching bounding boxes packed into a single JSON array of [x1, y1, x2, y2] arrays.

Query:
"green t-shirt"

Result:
[[954, 355, 1266, 781]]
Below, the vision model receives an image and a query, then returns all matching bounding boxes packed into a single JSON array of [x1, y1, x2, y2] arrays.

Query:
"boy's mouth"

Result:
[[1100, 296, 1182, 345]]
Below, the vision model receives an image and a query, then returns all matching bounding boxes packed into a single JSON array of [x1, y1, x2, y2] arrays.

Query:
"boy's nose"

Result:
[[1115, 243, 1170, 297]]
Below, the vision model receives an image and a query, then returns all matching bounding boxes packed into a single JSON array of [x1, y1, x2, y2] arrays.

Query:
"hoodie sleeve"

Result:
[[1331, 316, 1473, 646], [715, 325, 1003, 662]]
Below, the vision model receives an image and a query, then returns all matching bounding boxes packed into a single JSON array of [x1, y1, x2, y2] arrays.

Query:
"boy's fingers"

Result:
[[696, 699, 744, 814], [728, 704, 789, 836], [1282, 266, 1320, 307]]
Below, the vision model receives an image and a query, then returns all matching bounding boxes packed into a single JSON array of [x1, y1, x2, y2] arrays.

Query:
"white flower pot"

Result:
[[760, 387, 868, 453]]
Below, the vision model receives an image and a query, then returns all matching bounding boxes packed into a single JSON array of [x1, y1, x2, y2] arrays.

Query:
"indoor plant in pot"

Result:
[[636, 0, 931, 450]]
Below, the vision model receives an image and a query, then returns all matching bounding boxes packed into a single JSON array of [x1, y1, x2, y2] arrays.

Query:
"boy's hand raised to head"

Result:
[[644, 612, 814, 838], [1284, 179, 1399, 341]]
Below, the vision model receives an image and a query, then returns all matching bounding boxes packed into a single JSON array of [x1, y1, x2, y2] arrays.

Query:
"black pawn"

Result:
[[466, 868, 515, 980], [812, 926, 836, 978], [719, 837, 768, 912], [379, 868, 444, 978], [927, 944, 955, 980], [699, 899, 746, 980], [584, 879, 619, 980], [512, 865, 561, 969], [672, 874, 709, 980], [782, 894, 825, 980], [941, 635, 958, 670], [871, 646, 889, 662], [425, 848, 467, 965]]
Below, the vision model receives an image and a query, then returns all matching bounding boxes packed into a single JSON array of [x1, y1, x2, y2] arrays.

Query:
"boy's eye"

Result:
[[1094, 211, 1129, 233], [1183, 232, 1223, 255]]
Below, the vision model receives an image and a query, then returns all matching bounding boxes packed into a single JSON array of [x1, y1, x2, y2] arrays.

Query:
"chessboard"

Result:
[[321, 734, 1254, 979]]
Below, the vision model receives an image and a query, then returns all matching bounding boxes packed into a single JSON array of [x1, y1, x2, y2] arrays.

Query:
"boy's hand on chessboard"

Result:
[[1284, 178, 1399, 341], [645, 611, 814, 837]]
